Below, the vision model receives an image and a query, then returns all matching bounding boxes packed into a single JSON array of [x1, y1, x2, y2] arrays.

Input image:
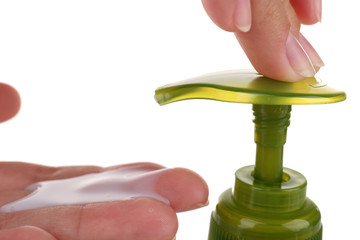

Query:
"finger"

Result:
[[0, 226, 56, 240], [290, 0, 322, 25], [155, 168, 209, 212], [234, 0, 324, 81], [201, 0, 238, 32], [1, 199, 178, 240], [0, 190, 30, 207], [0, 166, 208, 213], [0, 83, 21, 123], [0, 161, 163, 190], [0, 161, 102, 190], [203, 0, 324, 82], [234, 0, 310, 82]]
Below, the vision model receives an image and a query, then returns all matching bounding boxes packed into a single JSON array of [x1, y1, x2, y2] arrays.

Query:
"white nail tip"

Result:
[[298, 66, 316, 78], [236, 24, 251, 33]]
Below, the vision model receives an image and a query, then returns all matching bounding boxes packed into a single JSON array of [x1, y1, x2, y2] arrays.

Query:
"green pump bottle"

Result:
[[155, 70, 346, 240]]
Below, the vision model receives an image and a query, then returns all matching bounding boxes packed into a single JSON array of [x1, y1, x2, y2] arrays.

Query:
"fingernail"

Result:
[[314, 0, 322, 23], [197, 200, 210, 208], [233, 0, 252, 32], [298, 33, 325, 69], [286, 33, 316, 78]]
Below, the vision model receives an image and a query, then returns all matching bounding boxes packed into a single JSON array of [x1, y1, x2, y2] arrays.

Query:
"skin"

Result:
[[202, 0, 324, 82], [0, 84, 209, 239], [0, 162, 209, 240], [0, 0, 323, 238], [0, 83, 21, 124]]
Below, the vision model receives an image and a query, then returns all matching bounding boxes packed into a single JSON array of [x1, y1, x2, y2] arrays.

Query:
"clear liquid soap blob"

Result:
[[1, 165, 170, 213]]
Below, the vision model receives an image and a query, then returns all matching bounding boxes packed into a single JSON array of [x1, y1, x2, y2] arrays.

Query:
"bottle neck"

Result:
[[252, 104, 291, 184]]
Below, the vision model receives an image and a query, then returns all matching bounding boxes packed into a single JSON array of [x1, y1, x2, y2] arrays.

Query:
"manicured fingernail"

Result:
[[314, 0, 322, 23], [298, 33, 324, 69], [286, 33, 316, 78], [233, 0, 252, 32]]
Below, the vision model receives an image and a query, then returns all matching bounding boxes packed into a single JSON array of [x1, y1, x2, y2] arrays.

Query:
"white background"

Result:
[[0, 1, 358, 239]]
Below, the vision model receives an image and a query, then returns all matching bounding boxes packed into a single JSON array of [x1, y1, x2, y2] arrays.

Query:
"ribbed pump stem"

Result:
[[253, 104, 291, 184]]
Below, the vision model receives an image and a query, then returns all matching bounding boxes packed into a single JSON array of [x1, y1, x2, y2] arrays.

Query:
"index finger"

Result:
[[290, 0, 322, 25]]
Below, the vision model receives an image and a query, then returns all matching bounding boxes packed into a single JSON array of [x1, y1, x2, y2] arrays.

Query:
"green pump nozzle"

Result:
[[155, 70, 346, 240]]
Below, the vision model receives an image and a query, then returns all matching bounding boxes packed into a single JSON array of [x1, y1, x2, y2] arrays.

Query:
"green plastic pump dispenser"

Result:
[[155, 70, 346, 240]]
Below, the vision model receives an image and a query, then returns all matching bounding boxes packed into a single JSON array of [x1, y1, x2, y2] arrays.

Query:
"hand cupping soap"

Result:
[[0, 165, 170, 213]]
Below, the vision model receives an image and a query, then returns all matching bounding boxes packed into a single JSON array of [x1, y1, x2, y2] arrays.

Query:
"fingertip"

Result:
[[255, 65, 306, 82], [290, 0, 322, 25], [156, 168, 209, 212], [0, 83, 21, 123], [202, 0, 238, 32]]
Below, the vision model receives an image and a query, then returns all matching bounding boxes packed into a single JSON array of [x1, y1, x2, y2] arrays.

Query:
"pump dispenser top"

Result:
[[155, 70, 345, 240]]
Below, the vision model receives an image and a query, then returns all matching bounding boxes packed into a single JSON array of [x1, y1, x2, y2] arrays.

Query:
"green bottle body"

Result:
[[209, 166, 322, 240]]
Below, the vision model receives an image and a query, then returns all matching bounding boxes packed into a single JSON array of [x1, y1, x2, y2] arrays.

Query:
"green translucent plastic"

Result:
[[253, 104, 291, 183], [155, 70, 346, 106], [155, 70, 346, 240], [207, 103, 323, 240], [209, 166, 322, 240]]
